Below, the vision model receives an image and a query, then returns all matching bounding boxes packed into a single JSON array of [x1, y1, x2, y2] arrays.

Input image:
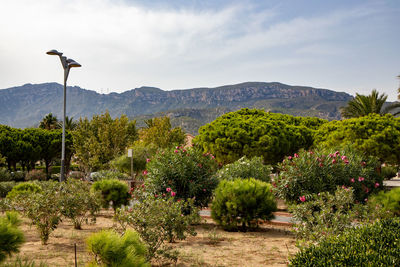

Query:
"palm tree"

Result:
[[57, 116, 77, 131], [384, 75, 400, 116], [39, 113, 59, 130], [340, 89, 388, 119]]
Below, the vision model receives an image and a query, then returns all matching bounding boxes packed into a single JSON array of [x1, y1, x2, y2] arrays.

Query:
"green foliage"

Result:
[[91, 170, 129, 181], [114, 186, 199, 261], [0, 182, 16, 198], [91, 179, 130, 212], [72, 111, 137, 175], [111, 143, 157, 178], [86, 230, 149, 267], [370, 187, 400, 216], [289, 187, 366, 243], [139, 117, 185, 149], [211, 178, 277, 231], [289, 218, 400, 266], [214, 156, 272, 182], [145, 146, 219, 208], [274, 147, 383, 203], [59, 179, 101, 229], [6, 182, 42, 199], [25, 169, 46, 181], [0, 256, 48, 267], [314, 113, 400, 164], [195, 108, 326, 164], [0, 169, 12, 182], [381, 164, 398, 179], [0, 212, 25, 263], [39, 113, 59, 130], [340, 89, 388, 119]]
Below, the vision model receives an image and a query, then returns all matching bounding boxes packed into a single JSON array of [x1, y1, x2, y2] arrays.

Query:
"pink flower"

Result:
[[174, 150, 179, 153], [288, 156, 293, 160], [143, 170, 148, 175], [344, 160, 349, 164], [364, 198, 368, 202], [203, 189, 206, 192], [166, 187, 172, 192], [197, 163, 202, 168], [332, 159, 337, 164], [154, 194, 158, 198], [319, 163, 324, 167], [171, 191, 176, 197], [358, 177, 365, 182], [299, 196, 306, 202], [294, 153, 299, 158], [334, 151, 340, 156], [361, 161, 366, 167], [374, 182, 380, 188], [341, 156, 347, 161], [176, 146, 180, 149], [341, 185, 347, 189], [350, 178, 355, 183], [146, 158, 151, 162]]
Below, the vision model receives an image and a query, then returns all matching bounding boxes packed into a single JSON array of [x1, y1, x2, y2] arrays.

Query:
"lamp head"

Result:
[[67, 59, 81, 68], [46, 49, 63, 56]]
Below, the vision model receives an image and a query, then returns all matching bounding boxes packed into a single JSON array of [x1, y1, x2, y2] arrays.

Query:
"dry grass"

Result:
[[3, 210, 297, 267]]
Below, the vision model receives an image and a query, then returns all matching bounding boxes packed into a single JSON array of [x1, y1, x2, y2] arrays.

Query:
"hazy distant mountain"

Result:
[[0, 82, 353, 134]]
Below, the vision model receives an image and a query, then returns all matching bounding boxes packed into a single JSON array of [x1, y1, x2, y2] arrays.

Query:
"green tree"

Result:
[[139, 117, 185, 149], [39, 113, 59, 130], [340, 89, 389, 119], [195, 108, 326, 164], [57, 116, 77, 131], [314, 113, 400, 164], [73, 111, 137, 175]]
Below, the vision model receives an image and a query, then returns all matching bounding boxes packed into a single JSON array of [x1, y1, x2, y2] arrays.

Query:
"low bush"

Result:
[[290, 218, 400, 266], [91, 170, 129, 181], [59, 179, 101, 229], [0, 169, 12, 182], [145, 146, 219, 208], [0, 182, 16, 198], [25, 169, 47, 181], [10, 171, 25, 182], [6, 182, 42, 199], [289, 187, 365, 242], [0, 211, 25, 263], [114, 186, 200, 261], [381, 164, 398, 179], [274, 147, 383, 203], [211, 178, 276, 231], [91, 179, 130, 212], [214, 156, 272, 182], [86, 229, 149, 267], [370, 187, 400, 216]]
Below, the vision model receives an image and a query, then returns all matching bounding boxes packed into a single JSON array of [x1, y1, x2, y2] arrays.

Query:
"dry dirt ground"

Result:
[[3, 210, 297, 267]]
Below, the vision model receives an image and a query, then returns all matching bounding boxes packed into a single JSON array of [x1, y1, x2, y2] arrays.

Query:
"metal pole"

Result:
[[131, 155, 134, 181], [60, 67, 69, 182], [74, 243, 77, 267]]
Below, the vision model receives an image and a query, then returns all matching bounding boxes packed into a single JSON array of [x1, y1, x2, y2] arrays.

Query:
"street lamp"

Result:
[[46, 49, 81, 182]]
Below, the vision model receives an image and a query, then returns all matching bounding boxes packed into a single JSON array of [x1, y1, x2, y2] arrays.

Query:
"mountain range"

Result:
[[0, 82, 353, 135]]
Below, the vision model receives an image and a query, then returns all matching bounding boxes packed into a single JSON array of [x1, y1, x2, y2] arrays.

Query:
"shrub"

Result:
[[214, 156, 272, 182], [6, 182, 42, 199], [0, 182, 16, 198], [59, 179, 101, 229], [0, 211, 25, 263], [289, 187, 366, 242], [211, 178, 277, 231], [274, 147, 383, 203], [9, 181, 61, 244], [290, 218, 400, 266], [91, 179, 130, 212], [91, 170, 129, 181], [10, 171, 25, 182], [114, 186, 200, 261], [86, 230, 149, 267], [145, 146, 219, 208], [370, 187, 400, 216], [381, 164, 398, 179], [0, 169, 12, 182], [25, 169, 46, 181]]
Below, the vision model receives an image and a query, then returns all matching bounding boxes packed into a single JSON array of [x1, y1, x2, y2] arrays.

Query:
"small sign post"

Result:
[[128, 149, 133, 181]]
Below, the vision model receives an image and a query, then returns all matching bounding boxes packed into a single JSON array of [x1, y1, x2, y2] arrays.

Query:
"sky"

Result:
[[0, 0, 399, 99]]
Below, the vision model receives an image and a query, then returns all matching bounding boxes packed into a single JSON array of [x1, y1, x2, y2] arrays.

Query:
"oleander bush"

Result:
[[114, 186, 200, 261], [59, 179, 101, 229], [86, 230, 149, 267], [25, 169, 47, 181], [91, 179, 130, 212], [290, 218, 400, 266], [274, 147, 383, 203], [211, 178, 277, 231], [0, 211, 25, 263], [214, 156, 272, 182], [145, 146, 219, 208]]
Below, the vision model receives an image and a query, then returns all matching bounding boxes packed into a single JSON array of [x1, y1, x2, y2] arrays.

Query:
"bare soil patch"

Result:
[[3, 210, 297, 267]]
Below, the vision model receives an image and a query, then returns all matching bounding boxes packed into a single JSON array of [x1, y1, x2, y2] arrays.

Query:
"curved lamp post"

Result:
[[46, 49, 81, 182]]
